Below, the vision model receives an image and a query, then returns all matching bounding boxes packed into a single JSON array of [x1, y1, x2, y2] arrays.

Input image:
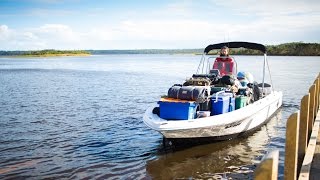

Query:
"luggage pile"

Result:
[[157, 70, 264, 120]]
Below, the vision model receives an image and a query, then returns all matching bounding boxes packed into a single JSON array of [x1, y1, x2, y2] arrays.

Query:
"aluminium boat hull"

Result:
[[143, 91, 282, 140]]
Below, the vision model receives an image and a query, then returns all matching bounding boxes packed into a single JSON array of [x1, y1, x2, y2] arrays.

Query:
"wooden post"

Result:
[[315, 78, 320, 110], [318, 74, 320, 108], [314, 79, 319, 117], [299, 108, 320, 180], [308, 85, 316, 130], [254, 150, 279, 180], [318, 75, 320, 110], [318, 73, 320, 105], [285, 111, 300, 180], [318, 76, 320, 109], [298, 94, 310, 172]]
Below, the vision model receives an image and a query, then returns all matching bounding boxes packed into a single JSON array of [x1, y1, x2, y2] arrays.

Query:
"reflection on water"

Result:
[[147, 110, 283, 179]]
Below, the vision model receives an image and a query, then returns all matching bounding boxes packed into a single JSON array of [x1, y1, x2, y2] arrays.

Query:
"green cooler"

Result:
[[235, 96, 247, 110]]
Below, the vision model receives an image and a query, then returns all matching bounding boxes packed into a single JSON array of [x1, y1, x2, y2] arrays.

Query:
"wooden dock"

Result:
[[254, 73, 320, 180], [309, 110, 320, 179]]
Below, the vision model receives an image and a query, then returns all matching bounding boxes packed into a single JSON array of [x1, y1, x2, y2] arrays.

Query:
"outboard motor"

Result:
[[258, 83, 272, 96], [248, 82, 261, 102]]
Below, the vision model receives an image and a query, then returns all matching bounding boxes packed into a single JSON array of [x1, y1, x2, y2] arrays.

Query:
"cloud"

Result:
[[29, 8, 74, 17], [165, 1, 195, 17], [0, 24, 80, 50], [0, 21, 215, 50], [0, 16, 319, 51], [0, 25, 47, 50], [0, 25, 11, 41], [206, 0, 320, 43], [34, 24, 78, 41], [1, 0, 320, 50], [214, 0, 320, 16], [29, 0, 81, 4]]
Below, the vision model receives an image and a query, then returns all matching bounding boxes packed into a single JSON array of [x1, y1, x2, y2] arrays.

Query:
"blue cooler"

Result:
[[211, 92, 234, 115], [229, 97, 235, 112], [158, 98, 197, 120]]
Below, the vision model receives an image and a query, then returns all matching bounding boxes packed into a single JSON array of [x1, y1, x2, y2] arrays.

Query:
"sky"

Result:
[[0, 0, 320, 50]]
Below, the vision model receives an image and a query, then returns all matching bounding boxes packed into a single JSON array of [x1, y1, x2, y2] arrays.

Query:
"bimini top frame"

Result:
[[204, 41, 267, 54], [199, 41, 272, 95]]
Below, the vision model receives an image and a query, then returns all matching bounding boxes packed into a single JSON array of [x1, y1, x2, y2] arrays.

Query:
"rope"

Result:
[[206, 57, 210, 73], [266, 56, 274, 92], [196, 54, 205, 74], [197, 53, 213, 74]]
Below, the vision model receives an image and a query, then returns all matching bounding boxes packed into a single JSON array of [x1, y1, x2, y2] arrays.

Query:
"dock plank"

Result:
[[308, 109, 320, 180]]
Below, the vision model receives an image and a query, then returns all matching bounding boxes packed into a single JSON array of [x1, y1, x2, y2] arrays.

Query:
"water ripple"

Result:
[[1, 55, 319, 179]]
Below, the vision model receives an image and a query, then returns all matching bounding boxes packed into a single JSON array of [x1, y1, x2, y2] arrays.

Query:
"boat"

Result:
[[143, 42, 283, 142]]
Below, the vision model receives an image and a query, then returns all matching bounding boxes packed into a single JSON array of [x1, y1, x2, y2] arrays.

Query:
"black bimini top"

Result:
[[204, 41, 266, 54]]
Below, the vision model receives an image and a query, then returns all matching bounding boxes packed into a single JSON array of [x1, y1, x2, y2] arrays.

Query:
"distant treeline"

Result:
[[0, 49, 90, 56], [1, 42, 320, 56], [86, 49, 202, 55], [231, 42, 320, 56], [88, 42, 320, 56]]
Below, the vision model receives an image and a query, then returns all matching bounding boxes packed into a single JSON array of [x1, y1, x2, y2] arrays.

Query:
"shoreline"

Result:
[[0, 53, 91, 58], [1, 54, 320, 57]]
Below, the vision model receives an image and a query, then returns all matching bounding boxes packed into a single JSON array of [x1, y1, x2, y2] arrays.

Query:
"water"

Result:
[[0, 55, 319, 179]]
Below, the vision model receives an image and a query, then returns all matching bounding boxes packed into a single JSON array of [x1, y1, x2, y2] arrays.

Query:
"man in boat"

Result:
[[212, 46, 241, 94], [213, 46, 234, 76], [219, 46, 229, 57]]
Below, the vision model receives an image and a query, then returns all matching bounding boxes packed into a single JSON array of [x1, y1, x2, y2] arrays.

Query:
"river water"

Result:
[[0, 55, 319, 179]]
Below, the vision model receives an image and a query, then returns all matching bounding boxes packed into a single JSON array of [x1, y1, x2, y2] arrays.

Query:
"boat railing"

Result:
[[254, 72, 320, 180]]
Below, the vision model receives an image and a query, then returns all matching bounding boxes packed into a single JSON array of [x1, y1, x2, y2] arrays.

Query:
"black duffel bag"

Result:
[[168, 84, 182, 99], [220, 75, 235, 86], [193, 86, 208, 102], [178, 86, 208, 101]]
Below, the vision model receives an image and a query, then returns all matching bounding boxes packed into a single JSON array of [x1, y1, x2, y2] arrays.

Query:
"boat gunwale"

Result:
[[143, 91, 283, 131]]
